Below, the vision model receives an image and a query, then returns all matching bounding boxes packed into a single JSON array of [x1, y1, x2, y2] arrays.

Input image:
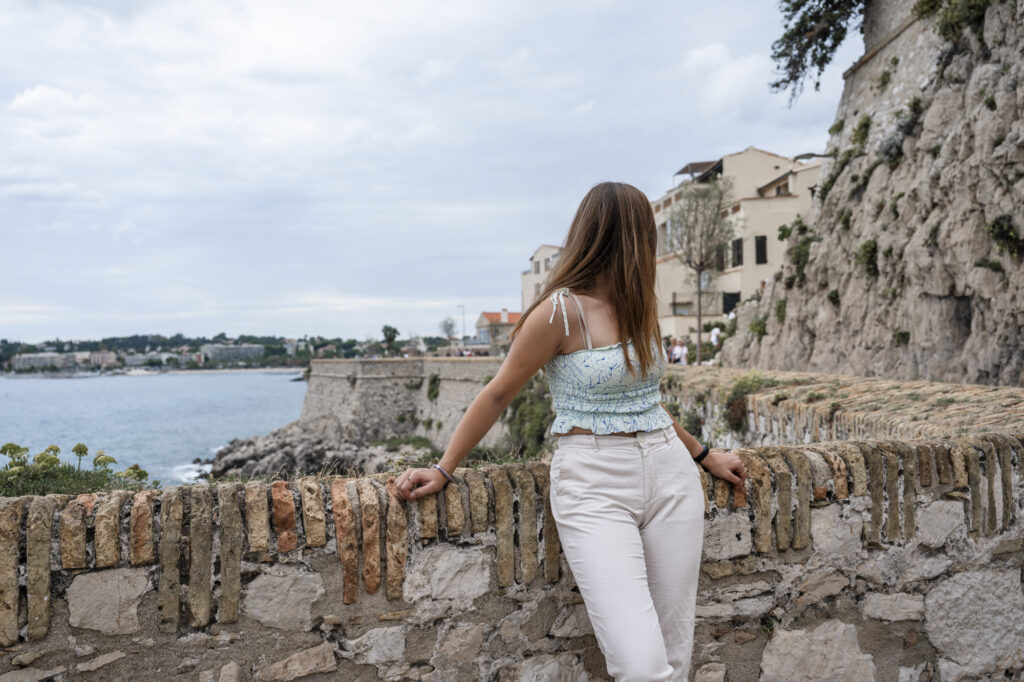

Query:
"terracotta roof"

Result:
[[480, 311, 522, 324]]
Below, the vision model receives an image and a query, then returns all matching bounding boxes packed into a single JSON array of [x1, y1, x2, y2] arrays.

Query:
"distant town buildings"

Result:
[[10, 352, 75, 371], [652, 147, 822, 338], [200, 343, 264, 364], [519, 146, 822, 343], [520, 244, 563, 311], [473, 308, 522, 348]]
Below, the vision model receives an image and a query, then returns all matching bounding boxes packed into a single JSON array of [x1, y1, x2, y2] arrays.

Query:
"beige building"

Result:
[[520, 244, 563, 311], [474, 309, 522, 348], [653, 147, 822, 339]]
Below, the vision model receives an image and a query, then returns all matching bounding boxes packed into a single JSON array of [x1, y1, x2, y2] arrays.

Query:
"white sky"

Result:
[[0, 0, 863, 343]]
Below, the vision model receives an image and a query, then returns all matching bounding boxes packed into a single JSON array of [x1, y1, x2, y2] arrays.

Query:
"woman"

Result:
[[394, 182, 747, 681]]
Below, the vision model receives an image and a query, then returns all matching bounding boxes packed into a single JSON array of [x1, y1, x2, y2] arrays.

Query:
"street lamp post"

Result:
[[457, 304, 466, 346]]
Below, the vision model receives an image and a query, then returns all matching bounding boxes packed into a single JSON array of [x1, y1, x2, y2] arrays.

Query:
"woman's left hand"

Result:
[[700, 448, 747, 492]]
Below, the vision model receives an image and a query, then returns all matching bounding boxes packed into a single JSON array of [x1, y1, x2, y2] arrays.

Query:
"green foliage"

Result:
[[973, 257, 1004, 272], [913, 0, 942, 16], [890, 192, 905, 219], [931, 396, 956, 408], [502, 374, 555, 459], [681, 409, 703, 437], [933, 0, 996, 42], [482, 375, 493, 385], [851, 114, 872, 148], [897, 97, 924, 137], [778, 223, 793, 241], [769, 0, 866, 103], [771, 392, 788, 405], [882, 244, 894, 259], [877, 69, 891, 89], [805, 391, 826, 402], [723, 371, 779, 432], [827, 289, 841, 307], [404, 377, 424, 390], [926, 224, 940, 247], [828, 118, 845, 135], [855, 239, 879, 278], [0, 442, 152, 496], [787, 234, 822, 287], [664, 401, 681, 419], [775, 299, 787, 324], [819, 148, 854, 200], [71, 443, 87, 470], [987, 215, 1024, 259], [381, 325, 400, 355], [749, 315, 768, 341], [426, 373, 441, 401], [839, 209, 852, 231], [893, 330, 911, 345], [849, 158, 884, 199], [930, 143, 943, 158]]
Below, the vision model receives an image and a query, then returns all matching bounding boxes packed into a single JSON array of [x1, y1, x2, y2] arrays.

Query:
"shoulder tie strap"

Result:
[[547, 287, 593, 349]]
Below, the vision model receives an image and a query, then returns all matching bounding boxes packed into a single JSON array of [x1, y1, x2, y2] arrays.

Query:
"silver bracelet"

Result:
[[431, 463, 454, 485]]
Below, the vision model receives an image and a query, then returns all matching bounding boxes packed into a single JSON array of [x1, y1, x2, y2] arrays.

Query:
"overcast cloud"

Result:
[[1, 0, 863, 343]]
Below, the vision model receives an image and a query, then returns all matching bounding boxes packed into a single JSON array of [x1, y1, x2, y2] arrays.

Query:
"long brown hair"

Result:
[[511, 181, 661, 378]]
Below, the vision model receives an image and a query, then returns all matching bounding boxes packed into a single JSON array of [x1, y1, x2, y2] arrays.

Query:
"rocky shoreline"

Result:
[[209, 415, 437, 478]]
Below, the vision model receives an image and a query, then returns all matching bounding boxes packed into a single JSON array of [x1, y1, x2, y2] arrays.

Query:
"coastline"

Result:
[[1, 366, 304, 379]]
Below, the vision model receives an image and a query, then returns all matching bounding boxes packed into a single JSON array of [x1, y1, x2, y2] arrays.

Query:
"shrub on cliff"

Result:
[[723, 371, 779, 432], [0, 442, 155, 496], [502, 374, 555, 459]]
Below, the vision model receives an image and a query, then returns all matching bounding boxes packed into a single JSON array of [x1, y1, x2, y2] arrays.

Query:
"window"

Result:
[[731, 238, 743, 267], [658, 223, 668, 255], [723, 292, 740, 314], [775, 182, 790, 196], [755, 235, 767, 264], [544, 257, 550, 271], [533, 261, 540, 274], [672, 302, 691, 316], [715, 245, 726, 271]]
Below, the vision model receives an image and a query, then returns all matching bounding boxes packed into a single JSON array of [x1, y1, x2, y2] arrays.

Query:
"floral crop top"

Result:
[[542, 287, 672, 435]]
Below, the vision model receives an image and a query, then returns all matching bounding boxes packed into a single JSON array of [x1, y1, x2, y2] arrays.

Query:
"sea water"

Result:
[[0, 370, 305, 484]]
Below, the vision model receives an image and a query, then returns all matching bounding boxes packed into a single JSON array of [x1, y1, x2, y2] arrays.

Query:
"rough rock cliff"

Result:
[[721, 0, 1024, 386]]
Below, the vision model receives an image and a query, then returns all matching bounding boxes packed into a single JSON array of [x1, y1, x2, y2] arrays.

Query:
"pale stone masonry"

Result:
[[0, 367, 1023, 679]]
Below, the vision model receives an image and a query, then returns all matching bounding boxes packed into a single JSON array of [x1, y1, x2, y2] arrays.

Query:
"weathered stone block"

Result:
[[26, 496, 57, 640], [242, 568, 325, 631], [59, 498, 87, 569], [702, 512, 752, 561], [67, 567, 149, 635], [760, 619, 876, 680], [0, 498, 25, 646], [255, 640, 336, 681], [383, 477, 408, 600], [129, 490, 158, 566], [862, 592, 924, 622], [243, 481, 269, 552], [298, 477, 326, 548], [356, 479, 381, 595], [331, 478, 359, 604], [189, 485, 213, 627], [270, 481, 298, 552], [94, 490, 131, 568], [403, 544, 490, 602], [157, 487, 183, 634], [487, 466, 515, 587]]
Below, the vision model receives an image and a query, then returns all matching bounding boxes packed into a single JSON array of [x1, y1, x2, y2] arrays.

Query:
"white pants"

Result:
[[549, 424, 705, 682]]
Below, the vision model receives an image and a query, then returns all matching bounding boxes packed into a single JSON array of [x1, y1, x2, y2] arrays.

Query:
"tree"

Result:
[[438, 317, 457, 343], [770, 0, 864, 104], [666, 177, 737, 365], [381, 325, 400, 356]]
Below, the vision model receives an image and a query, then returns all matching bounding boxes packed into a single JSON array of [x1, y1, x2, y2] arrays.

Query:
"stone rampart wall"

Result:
[[4, 365, 1024, 681], [300, 358, 506, 449]]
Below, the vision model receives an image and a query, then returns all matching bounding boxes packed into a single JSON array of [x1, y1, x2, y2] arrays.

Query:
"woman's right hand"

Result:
[[392, 466, 447, 501]]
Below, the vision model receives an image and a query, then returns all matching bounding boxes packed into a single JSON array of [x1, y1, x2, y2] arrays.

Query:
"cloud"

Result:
[[0, 0, 865, 342]]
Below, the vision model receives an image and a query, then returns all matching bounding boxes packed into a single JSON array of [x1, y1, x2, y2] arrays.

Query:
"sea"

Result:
[[0, 369, 306, 485]]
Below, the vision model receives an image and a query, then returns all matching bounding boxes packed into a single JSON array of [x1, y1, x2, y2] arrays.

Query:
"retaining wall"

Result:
[[3, 365, 1024, 681]]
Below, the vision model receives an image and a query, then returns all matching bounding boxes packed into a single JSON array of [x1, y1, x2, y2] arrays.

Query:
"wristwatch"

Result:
[[693, 444, 710, 464]]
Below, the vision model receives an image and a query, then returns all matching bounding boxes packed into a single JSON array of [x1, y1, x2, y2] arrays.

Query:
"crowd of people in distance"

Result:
[[666, 308, 734, 365]]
